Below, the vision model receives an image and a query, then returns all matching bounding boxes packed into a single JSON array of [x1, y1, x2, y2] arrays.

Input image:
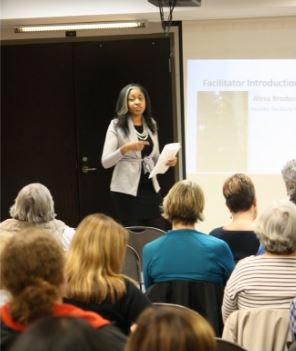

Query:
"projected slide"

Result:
[[186, 60, 296, 174]]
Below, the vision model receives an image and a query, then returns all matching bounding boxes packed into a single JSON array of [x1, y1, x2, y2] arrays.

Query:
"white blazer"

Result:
[[101, 117, 160, 196]]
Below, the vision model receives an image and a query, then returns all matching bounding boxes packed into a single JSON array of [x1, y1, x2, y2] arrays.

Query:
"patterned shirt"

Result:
[[290, 298, 296, 340], [222, 255, 296, 322]]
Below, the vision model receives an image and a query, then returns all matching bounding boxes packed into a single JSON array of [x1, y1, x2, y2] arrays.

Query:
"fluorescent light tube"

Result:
[[15, 21, 146, 33]]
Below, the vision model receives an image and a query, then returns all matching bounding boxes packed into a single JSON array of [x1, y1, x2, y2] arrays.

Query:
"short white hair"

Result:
[[10, 183, 56, 224], [255, 200, 296, 254], [282, 159, 296, 204]]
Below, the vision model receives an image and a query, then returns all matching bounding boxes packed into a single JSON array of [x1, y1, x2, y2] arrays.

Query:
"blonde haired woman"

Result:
[[124, 305, 217, 351], [64, 213, 150, 334], [143, 180, 235, 289]]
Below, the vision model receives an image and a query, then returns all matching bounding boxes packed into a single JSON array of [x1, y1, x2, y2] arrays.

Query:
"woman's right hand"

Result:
[[120, 141, 149, 155]]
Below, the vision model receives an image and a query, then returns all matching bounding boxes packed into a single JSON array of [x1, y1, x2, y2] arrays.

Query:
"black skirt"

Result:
[[111, 183, 162, 222]]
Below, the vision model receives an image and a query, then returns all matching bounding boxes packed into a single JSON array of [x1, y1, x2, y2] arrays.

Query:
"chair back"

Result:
[[145, 280, 224, 336], [122, 245, 142, 290], [222, 308, 293, 351], [126, 226, 165, 265], [215, 337, 247, 351]]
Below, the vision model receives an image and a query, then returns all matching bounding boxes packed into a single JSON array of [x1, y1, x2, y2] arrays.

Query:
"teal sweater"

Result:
[[143, 229, 235, 288]]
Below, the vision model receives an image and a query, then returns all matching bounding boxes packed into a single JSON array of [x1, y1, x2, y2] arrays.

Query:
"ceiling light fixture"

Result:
[[15, 21, 146, 33]]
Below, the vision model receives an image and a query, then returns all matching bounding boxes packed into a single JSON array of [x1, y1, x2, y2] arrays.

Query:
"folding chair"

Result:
[[122, 244, 142, 290], [145, 280, 224, 336], [126, 225, 165, 264], [125, 226, 165, 292], [215, 338, 247, 351]]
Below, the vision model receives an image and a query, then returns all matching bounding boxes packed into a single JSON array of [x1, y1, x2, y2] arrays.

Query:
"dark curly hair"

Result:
[[0, 227, 64, 324]]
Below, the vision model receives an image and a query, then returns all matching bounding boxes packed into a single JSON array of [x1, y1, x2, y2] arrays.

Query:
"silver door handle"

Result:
[[82, 166, 97, 174]]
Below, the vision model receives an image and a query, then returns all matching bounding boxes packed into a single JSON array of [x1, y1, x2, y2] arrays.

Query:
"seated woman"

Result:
[[282, 159, 296, 205], [257, 159, 296, 255], [209, 173, 260, 262], [222, 200, 296, 322], [0, 231, 14, 306], [143, 180, 235, 289], [0, 228, 126, 351], [0, 183, 74, 251], [64, 213, 151, 335], [124, 304, 217, 351]]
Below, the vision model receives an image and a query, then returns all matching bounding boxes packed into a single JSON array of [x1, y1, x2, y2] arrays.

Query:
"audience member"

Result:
[[64, 213, 151, 334], [0, 231, 13, 306], [143, 180, 235, 289], [124, 304, 217, 351], [0, 183, 74, 250], [209, 173, 260, 262], [282, 159, 296, 204], [0, 228, 126, 351], [223, 200, 296, 322], [10, 316, 122, 351], [257, 159, 296, 255]]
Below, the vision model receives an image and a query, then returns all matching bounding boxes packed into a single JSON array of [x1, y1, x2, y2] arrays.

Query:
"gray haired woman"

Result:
[[282, 159, 296, 205], [0, 183, 74, 251], [222, 200, 296, 322], [0, 183, 75, 306], [257, 159, 296, 255]]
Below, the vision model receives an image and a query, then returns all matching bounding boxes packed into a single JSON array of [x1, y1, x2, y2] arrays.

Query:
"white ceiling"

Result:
[[1, 0, 296, 24]]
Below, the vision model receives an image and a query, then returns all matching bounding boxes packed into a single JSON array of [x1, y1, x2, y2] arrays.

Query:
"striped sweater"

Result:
[[222, 255, 296, 322]]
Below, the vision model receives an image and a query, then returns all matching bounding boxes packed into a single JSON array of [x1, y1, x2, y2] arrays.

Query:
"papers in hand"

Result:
[[149, 142, 181, 178]]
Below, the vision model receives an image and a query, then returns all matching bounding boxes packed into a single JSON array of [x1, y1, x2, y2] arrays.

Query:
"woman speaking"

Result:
[[101, 83, 176, 230]]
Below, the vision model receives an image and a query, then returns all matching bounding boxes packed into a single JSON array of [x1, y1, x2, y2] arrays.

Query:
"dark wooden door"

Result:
[[1, 43, 79, 225], [1, 37, 176, 227], [73, 37, 175, 222]]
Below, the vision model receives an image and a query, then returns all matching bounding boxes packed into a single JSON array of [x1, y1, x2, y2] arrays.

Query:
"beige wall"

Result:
[[183, 17, 296, 60], [182, 17, 296, 233]]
